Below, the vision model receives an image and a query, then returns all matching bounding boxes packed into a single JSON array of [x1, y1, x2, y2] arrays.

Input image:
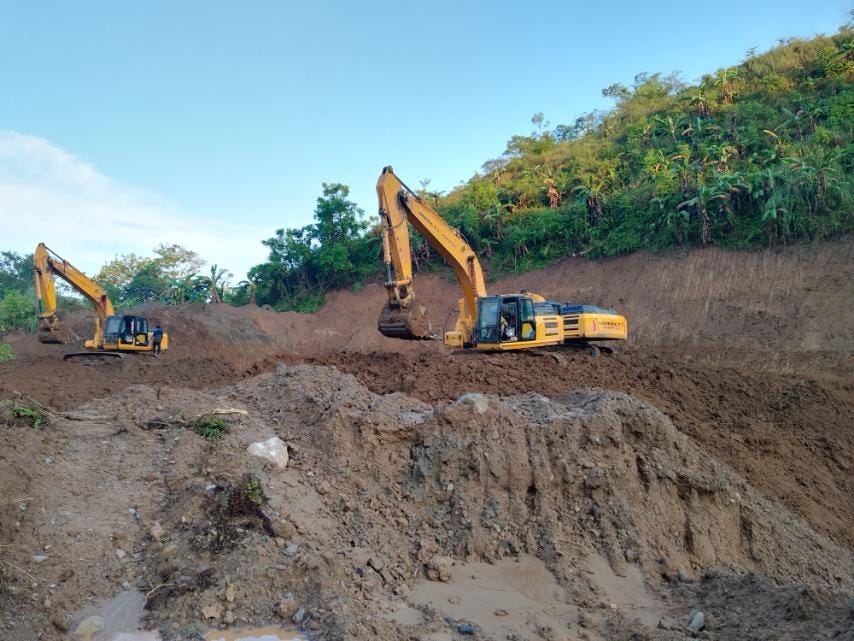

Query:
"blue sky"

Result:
[[0, 0, 849, 278]]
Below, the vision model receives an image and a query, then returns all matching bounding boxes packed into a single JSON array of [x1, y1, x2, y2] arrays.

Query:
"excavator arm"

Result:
[[33, 243, 114, 347], [377, 166, 486, 346]]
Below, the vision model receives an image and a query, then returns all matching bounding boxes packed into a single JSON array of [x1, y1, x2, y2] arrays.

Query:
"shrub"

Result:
[[190, 414, 228, 440], [11, 404, 43, 429]]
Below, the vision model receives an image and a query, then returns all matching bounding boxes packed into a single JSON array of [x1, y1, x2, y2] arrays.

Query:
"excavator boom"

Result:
[[34, 243, 114, 346], [377, 166, 486, 344], [375, 167, 628, 352]]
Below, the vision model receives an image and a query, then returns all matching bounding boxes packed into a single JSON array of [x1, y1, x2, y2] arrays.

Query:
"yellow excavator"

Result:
[[33, 243, 168, 360], [376, 166, 627, 353]]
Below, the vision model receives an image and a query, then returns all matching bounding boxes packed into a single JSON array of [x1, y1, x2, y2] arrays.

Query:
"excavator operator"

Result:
[[501, 304, 518, 341]]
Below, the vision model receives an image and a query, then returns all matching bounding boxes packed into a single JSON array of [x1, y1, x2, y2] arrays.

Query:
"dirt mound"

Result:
[[1, 239, 851, 412], [1, 365, 852, 640]]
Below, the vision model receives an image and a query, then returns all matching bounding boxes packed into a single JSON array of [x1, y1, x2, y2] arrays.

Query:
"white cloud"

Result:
[[0, 131, 269, 280]]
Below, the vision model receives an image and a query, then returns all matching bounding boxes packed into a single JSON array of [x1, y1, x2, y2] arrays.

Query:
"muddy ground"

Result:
[[1, 240, 853, 641]]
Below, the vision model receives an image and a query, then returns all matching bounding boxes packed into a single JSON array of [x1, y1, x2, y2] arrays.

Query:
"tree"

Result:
[[123, 263, 171, 304], [248, 182, 378, 310], [234, 280, 257, 305], [0, 291, 37, 333], [152, 244, 204, 282], [0, 252, 33, 298], [195, 264, 232, 304], [95, 244, 207, 307], [95, 253, 150, 291]]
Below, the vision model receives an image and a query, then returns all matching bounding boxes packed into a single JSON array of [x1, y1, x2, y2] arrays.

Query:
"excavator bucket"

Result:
[[37, 319, 72, 344], [378, 303, 434, 340]]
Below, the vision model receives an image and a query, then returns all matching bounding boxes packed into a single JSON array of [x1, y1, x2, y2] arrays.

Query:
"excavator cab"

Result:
[[104, 315, 151, 347], [475, 296, 538, 346]]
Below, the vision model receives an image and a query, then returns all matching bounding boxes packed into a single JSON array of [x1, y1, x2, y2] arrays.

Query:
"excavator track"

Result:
[[377, 303, 434, 340]]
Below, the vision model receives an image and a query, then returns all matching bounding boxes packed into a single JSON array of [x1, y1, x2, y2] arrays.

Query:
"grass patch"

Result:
[[0, 342, 13, 363], [190, 414, 227, 440]]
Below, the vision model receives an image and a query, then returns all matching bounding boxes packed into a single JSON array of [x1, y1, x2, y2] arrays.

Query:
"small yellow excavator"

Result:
[[376, 166, 627, 353], [33, 243, 168, 360]]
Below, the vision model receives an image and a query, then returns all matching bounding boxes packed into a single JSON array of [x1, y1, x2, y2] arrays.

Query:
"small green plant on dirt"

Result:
[[0, 342, 13, 363], [12, 404, 43, 429], [244, 477, 263, 505], [192, 474, 272, 553], [190, 414, 227, 440]]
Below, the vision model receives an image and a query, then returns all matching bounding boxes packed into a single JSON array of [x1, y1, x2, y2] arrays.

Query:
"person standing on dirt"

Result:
[[152, 324, 164, 355]]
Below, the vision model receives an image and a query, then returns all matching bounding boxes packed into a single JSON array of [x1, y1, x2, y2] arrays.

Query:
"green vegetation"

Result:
[[11, 404, 44, 429], [243, 27, 852, 307], [0, 343, 13, 363], [96, 243, 215, 306], [248, 183, 377, 311], [0, 253, 39, 333], [244, 476, 264, 505], [0, 250, 87, 334], [190, 414, 228, 440], [434, 28, 853, 271], [0, 291, 37, 334]]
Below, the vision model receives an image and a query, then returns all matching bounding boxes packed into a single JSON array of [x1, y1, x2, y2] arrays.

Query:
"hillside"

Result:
[[229, 27, 854, 313], [431, 27, 853, 274]]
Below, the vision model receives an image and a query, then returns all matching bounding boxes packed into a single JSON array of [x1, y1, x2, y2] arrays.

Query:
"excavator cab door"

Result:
[[475, 296, 538, 345], [498, 297, 536, 343], [517, 297, 536, 341], [110, 315, 149, 346], [104, 315, 124, 344], [474, 297, 501, 344], [132, 316, 149, 345]]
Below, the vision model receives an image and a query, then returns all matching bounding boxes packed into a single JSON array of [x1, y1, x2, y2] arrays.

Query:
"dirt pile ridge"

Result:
[[2, 364, 853, 641]]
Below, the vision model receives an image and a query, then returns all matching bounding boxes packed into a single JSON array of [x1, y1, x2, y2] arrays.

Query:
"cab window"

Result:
[[476, 298, 501, 343], [519, 298, 535, 340], [134, 317, 149, 345], [500, 301, 519, 341], [104, 316, 123, 339]]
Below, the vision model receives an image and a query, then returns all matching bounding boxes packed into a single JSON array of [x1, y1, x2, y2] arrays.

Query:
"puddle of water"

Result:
[[410, 553, 575, 639], [409, 552, 663, 640], [71, 589, 161, 641], [204, 626, 308, 641], [71, 591, 305, 641]]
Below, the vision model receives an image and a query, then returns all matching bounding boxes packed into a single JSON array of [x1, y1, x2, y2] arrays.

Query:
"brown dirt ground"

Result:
[[1, 239, 853, 640]]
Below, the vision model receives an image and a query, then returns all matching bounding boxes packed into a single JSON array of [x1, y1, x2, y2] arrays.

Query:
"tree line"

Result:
[[249, 26, 852, 304]]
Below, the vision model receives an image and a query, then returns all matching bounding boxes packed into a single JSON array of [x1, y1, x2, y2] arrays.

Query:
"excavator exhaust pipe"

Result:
[[378, 303, 434, 340]]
